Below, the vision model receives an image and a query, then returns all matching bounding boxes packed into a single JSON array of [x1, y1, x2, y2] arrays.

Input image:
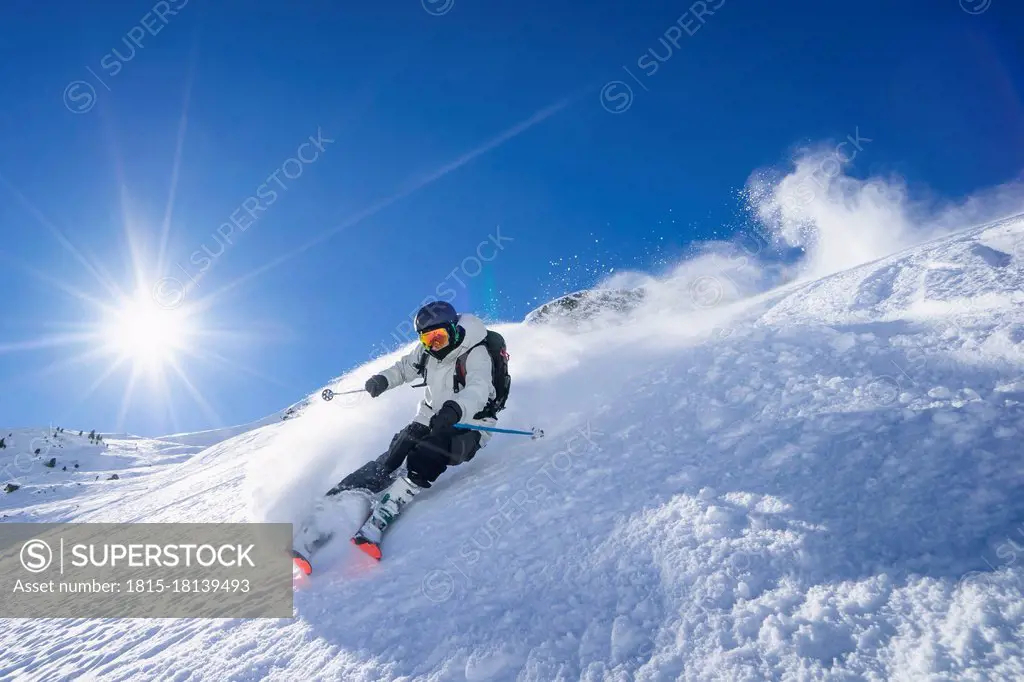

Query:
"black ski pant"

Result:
[[326, 421, 482, 495], [404, 423, 482, 488]]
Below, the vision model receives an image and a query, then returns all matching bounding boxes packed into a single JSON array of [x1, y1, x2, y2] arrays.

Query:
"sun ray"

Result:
[[0, 173, 124, 302], [28, 346, 111, 382], [0, 345, 110, 392], [164, 382, 183, 436], [166, 358, 223, 427], [157, 48, 196, 277], [181, 344, 292, 392], [0, 349, 110, 413], [186, 324, 288, 348], [121, 200, 149, 306], [0, 248, 116, 313], [55, 355, 129, 427], [0, 331, 102, 354], [116, 364, 141, 433]]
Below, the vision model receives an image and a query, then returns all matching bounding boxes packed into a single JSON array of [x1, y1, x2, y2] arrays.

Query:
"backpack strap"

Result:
[[453, 341, 487, 394], [454, 341, 503, 420], [410, 348, 429, 388]]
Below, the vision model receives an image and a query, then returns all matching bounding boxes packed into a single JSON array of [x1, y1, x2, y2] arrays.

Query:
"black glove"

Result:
[[365, 375, 388, 398], [429, 400, 462, 432]]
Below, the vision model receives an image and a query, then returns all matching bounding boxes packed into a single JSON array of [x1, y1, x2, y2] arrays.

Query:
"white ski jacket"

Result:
[[380, 313, 496, 445]]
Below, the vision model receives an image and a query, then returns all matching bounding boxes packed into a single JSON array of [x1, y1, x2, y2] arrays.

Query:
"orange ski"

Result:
[[351, 535, 382, 561]]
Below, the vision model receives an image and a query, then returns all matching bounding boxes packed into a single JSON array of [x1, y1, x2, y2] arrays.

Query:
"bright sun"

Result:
[[105, 294, 192, 372]]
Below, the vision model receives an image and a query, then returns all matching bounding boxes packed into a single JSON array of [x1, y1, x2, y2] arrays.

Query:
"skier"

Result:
[[327, 300, 509, 560]]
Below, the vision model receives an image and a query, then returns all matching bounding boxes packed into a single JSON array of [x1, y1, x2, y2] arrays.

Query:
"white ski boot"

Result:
[[351, 475, 422, 560]]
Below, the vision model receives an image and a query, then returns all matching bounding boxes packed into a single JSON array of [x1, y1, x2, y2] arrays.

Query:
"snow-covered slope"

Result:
[[2, 217, 1024, 681], [0, 428, 209, 522]]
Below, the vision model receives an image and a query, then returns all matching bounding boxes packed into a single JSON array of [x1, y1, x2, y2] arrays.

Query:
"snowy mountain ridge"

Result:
[[2, 214, 1024, 680], [524, 287, 647, 328]]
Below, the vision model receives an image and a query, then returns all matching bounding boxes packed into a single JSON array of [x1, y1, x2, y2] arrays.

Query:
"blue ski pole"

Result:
[[453, 423, 545, 439]]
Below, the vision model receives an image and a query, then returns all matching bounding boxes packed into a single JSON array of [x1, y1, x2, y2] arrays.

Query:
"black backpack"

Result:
[[414, 330, 511, 420]]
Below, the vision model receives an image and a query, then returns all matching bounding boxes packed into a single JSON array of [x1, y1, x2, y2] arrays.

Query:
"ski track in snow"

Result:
[[2, 218, 1024, 681]]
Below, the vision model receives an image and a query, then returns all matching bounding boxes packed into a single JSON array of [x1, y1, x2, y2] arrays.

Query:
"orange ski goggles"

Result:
[[419, 326, 451, 351]]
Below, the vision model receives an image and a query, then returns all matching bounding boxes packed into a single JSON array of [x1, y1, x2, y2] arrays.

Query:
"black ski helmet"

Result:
[[415, 301, 461, 359], [415, 301, 458, 333]]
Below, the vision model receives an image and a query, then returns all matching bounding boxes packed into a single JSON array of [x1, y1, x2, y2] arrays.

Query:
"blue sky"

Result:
[[0, 0, 1021, 436]]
